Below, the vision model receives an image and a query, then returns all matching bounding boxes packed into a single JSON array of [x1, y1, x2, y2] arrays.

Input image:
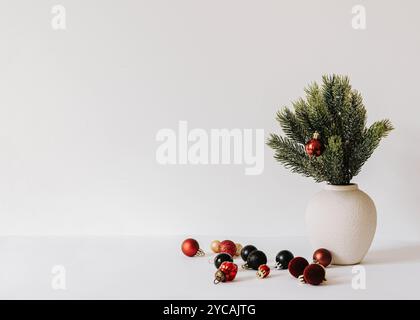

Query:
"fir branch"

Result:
[[276, 108, 307, 145], [350, 119, 394, 177], [267, 75, 393, 185]]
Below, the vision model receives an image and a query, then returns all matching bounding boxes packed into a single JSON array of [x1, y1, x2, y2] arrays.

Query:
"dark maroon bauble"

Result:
[[214, 253, 233, 269], [288, 257, 309, 278], [303, 263, 326, 285], [313, 248, 332, 267]]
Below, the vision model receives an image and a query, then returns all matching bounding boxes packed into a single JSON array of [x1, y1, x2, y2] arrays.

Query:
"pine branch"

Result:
[[276, 108, 307, 145], [267, 74, 393, 185], [267, 134, 325, 183], [350, 119, 394, 177]]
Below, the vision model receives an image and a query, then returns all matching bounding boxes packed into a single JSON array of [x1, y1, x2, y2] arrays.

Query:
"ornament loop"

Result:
[[194, 249, 205, 257], [298, 275, 306, 284]]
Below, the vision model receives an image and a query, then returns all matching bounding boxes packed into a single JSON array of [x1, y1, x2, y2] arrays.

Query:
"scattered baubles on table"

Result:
[[181, 238, 332, 286]]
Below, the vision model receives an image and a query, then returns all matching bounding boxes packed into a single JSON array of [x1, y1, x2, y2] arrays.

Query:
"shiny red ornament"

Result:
[[299, 263, 326, 285], [305, 132, 324, 157], [313, 248, 332, 267], [257, 264, 270, 279], [214, 261, 238, 284], [219, 240, 237, 257], [181, 238, 204, 257], [288, 257, 309, 278]]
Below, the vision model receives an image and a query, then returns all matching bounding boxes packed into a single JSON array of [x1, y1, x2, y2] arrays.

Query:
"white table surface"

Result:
[[0, 236, 419, 299]]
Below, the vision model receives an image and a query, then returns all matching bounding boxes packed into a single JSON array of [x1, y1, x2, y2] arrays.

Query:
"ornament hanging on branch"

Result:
[[305, 132, 325, 157], [214, 261, 238, 284], [181, 238, 204, 257]]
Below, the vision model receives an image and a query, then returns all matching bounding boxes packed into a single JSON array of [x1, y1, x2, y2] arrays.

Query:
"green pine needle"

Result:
[[267, 75, 393, 185]]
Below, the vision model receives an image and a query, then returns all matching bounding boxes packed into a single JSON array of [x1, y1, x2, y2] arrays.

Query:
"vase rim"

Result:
[[324, 183, 358, 191]]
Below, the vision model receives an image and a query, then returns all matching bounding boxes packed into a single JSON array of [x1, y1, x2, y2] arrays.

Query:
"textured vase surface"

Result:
[[305, 184, 377, 265]]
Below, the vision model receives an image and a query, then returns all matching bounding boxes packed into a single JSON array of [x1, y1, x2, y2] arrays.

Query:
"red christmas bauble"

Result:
[[181, 238, 204, 257], [257, 264, 270, 279], [302, 263, 326, 285], [305, 132, 324, 157], [219, 240, 237, 257], [288, 257, 309, 278], [313, 248, 332, 267], [214, 261, 238, 284]]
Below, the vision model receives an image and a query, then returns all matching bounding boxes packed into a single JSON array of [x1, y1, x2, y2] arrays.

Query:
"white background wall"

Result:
[[0, 0, 419, 239]]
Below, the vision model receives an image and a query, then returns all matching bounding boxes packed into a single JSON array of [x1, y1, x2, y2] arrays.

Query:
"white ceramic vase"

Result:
[[305, 184, 376, 265]]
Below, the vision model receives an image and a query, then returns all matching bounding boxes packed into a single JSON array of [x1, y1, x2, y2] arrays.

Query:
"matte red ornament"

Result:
[[181, 238, 204, 257], [299, 263, 326, 285], [288, 257, 309, 278], [214, 261, 238, 284], [257, 264, 270, 279], [313, 248, 332, 267], [219, 240, 237, 257], [305, 132, 324, 157]]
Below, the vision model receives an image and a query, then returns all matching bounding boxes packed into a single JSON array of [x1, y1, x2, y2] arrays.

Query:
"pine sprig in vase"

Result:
[[267, 75, 393, 185]]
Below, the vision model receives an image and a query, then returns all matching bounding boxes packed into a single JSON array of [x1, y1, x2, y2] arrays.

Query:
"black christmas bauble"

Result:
[[214, 253, 233, 269], [240, 245, 257, 262], [275, 250, 294, 270], [245, 250, 267, 270]]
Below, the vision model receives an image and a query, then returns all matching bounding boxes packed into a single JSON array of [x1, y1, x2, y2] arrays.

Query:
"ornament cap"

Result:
[[298, 274, 306, 284], [214, 270, 225, 284], [194, 248, 205, 257], [313, 131, 320, 139]]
